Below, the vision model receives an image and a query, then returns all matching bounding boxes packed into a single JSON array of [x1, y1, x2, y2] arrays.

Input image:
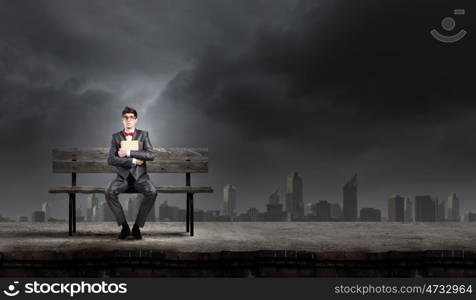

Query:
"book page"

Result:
[[120, 140, 139, 151]]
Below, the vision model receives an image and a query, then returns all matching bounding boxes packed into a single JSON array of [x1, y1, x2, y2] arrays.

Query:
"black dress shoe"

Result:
[[132, 224, 142, 240], [118, 225, 131, 240]]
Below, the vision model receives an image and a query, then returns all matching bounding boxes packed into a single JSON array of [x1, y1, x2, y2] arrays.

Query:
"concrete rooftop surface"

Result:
[[1, 222, 475, 253]]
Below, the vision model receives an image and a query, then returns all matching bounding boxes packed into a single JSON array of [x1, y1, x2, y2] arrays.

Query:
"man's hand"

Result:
[[135, 159, 144, 165], [118, 148, 127, 158]]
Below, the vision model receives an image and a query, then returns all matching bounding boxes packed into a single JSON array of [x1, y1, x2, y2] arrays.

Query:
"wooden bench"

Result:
[[48, 147, 213, 237]]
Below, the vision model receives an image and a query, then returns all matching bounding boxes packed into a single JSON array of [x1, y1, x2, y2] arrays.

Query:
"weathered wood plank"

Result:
[[53, 147, 208, 161], [52, 160, 208, 173], [48, 186, 213, 194]]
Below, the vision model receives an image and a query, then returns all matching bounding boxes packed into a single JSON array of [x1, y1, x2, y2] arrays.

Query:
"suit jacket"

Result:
[[107, 129, 156, 180]]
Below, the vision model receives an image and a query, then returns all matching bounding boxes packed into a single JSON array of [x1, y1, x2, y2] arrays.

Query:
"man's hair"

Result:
[[122, 106, 137, 118]]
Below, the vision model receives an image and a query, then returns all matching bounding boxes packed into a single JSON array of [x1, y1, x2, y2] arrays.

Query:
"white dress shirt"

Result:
[[124, 129, 137, 165]]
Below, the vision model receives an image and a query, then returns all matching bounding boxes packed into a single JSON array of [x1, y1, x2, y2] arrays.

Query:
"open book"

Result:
[[120, 140, 139, 151]]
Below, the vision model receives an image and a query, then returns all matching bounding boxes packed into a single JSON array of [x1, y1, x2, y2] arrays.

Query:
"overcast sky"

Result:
[[1, 0, 475, 219]]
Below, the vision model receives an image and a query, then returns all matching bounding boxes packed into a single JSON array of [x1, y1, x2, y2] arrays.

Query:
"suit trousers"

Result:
[[105, 173, 157, 227]]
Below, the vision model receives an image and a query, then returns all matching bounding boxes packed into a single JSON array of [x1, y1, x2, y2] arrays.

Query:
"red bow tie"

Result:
[[123, 131, 134, 136]]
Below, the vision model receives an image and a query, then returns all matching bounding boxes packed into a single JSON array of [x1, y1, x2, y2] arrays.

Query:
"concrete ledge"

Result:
[[1, 222, 475, 277], [1, 249, 475, 277]]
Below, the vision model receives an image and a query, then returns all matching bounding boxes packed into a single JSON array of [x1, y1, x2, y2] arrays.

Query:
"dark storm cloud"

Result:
[[0, 0, 299, 165], [153, 0, 476, 214], [161, 0, 476, 160], [0, 0, 298, 80]]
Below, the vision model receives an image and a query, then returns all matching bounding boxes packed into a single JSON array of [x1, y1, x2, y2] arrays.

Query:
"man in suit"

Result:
[[105, 106, 157, 240]]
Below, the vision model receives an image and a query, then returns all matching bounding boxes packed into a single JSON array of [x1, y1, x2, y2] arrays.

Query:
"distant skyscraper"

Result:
[[86, 194, 99, 221], [342, 174, 358, 221], [304, 202, 313, 216], [265, 190, 286, 221], [269, 190, 280, 205], [285, 171, 303, 220], [404, 197, 413, 222], [159, 200, 172, 221], [330, 203, 342, 220], [92, 204, 102, 222], [246, 208, 260, 221], [414, 195, 437, 222], [446, 193, 460, 221], [311, 200, 331, 221], [76, 207, 84, 222], [388, 195, 405, 222], [41, 201, 50, 221], [464, 211, 476, 222], [359, 208, 381, 221], [436, 197, 446, 221], [223, 184, 237, 218]]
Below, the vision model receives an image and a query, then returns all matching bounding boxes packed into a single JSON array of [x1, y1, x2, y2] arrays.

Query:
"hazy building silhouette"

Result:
[[17, 216, 28, 222], [359, 208, 381, 221], [41, 201, 50, 221], [223, 184, 237, 218], [92, 201, 114, 222], [203, 210, 221, 221], [92, 204, 102, 222], [193, 209, 205, 221], [446, 193, 460, 221], [436, 197, 446, 221], [86, 194, 99, 221], [159, 200, 185, 221], [285, 171, 304, 220], [76, 207, 84, 222], [245, 208, 261, 221], [404, 197, 413, 222], [343, 174, 358, 221], [311, 200, 331, 221], [330, 203, 342, 220], [31, 210, 45, 222], [388, 194, 405, 222], [414, 195, 437, 222], [304, 202, 313, 216], [464, 211, 476, 222], [265, 190, 286, 221]]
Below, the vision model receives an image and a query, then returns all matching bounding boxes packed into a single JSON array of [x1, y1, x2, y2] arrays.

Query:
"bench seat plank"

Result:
[[49, 186, 213, 194], [53, 147, 208, 161], [53, 160, 208, 173]]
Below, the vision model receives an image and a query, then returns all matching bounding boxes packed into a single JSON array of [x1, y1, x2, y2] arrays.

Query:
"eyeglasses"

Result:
[[122, 116, 136, 120]]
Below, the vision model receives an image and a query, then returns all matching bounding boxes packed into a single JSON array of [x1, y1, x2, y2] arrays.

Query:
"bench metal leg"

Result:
[[69, 170, 77, 236], [186, 195, 190, 232], [72, 194, 76, 233], [185, 172, 191, 234], [68, 194, 73, 236], [190, 193, 194, 236]]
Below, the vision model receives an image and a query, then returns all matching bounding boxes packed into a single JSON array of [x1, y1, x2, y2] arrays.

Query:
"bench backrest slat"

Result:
[[52, 147, 209, 173]]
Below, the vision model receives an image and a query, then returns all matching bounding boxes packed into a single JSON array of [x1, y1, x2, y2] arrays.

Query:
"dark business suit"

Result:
[[105, 129, 157, 227]]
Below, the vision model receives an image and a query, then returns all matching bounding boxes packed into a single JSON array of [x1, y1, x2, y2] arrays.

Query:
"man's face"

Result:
[[122, 113, 137, 130]]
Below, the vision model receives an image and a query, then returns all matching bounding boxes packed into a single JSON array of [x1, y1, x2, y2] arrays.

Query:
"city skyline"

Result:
[[10, 191, 475, 223], [6, 170, 476, 223]]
